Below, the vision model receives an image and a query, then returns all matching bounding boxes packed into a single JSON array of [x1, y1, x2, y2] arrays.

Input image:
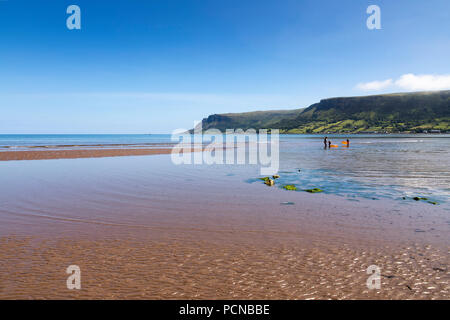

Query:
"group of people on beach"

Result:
[[323, 137, 349, 149]]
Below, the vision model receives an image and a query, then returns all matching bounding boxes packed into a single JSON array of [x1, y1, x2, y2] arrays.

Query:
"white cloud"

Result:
[[395, 73, 450, 91], [356, 79, 393, 91], [356, 73, 450, 92]]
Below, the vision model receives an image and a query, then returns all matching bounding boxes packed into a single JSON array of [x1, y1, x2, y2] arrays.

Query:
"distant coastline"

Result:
[[193, 90, 450, 134]]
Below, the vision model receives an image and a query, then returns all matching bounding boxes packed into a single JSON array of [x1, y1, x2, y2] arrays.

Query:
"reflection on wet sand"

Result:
[[0, 153, 448, 299]]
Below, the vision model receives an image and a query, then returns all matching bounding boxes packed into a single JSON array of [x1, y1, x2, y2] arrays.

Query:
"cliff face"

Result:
[[190, 108, 304, 133], [194, 91, 450, 133]]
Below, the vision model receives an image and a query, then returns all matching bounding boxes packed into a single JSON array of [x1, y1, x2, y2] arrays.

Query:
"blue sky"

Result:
[[1, 0, 449, 133]]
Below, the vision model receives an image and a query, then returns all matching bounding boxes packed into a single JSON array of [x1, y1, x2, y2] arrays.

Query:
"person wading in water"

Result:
[[324, 137, 328, 149]]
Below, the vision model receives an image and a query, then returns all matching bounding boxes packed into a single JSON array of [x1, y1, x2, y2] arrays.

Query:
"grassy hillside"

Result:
[[196, 91, 450, 133], [191, 109, 304, 133]]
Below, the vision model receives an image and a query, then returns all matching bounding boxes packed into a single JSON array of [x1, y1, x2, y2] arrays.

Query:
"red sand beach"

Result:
[[0, 147, 175, 161]]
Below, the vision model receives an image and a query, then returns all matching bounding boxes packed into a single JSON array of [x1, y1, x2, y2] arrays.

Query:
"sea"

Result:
[[0, 134, 449, 206]]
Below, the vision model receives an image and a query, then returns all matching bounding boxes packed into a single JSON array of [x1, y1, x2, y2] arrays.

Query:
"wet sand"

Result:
[[0, 148, 175, 161], [0, 235, 448, 300], [0, 154, 448, 300], [0, 143, 227, 161]]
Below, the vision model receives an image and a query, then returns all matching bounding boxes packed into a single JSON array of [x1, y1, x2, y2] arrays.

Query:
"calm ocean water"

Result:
[[0, 134, 449, 205], [274, 134, 450, 205], [0, 134, 174, 148]]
